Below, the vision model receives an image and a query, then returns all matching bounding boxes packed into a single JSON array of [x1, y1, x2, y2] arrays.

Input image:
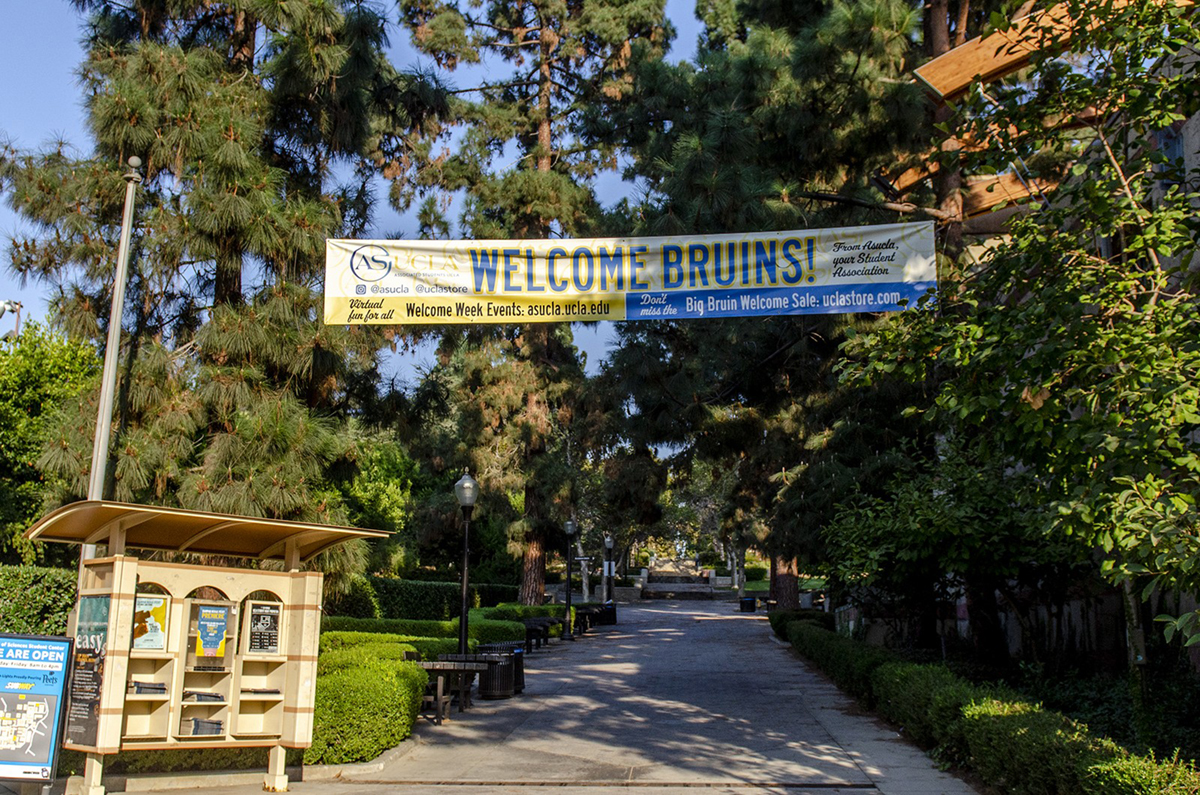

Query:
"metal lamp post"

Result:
[[454, 469, 479, 655], [83, 156, 142, 563], [563, 519, 577, 641], [603, 533, 615, 603]]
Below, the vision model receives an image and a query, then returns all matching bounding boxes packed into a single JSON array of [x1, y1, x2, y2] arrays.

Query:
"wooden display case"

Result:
[[24, 500, 388, 795]]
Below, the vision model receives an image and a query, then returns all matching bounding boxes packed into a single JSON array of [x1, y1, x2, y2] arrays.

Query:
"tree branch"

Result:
[[795, 191, 955, 221]]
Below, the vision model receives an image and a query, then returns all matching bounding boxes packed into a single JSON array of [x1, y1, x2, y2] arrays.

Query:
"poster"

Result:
[[0, 634, 72, 783], [131, 595, 169, 651], [65, 596, 109, 749], [247, 603, 280, 655], [324, 222, 936, 325], [194, 605, 229, 660]]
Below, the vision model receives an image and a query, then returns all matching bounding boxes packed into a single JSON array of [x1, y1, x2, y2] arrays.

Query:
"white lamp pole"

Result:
[[82, 156, 142, 562]]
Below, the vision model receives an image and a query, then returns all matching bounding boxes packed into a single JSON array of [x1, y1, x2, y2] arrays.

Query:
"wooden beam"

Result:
[[963, 172, 1057, 217], [915, 1, 1192, 102]]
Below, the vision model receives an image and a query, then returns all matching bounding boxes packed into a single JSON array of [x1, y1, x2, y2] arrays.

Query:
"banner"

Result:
[[324, 222, 936, 325]]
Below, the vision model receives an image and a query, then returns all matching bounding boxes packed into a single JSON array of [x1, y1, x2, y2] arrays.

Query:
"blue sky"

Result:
[[0, 1, 701, 371]]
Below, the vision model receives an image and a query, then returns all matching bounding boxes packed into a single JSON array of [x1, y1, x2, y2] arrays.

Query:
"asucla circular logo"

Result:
[[349, 245, 391, 282]]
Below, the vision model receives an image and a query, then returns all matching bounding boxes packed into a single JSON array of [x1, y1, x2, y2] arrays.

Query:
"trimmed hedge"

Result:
[[322, 615, 456, 637], [367, 577, 518, 620], [779, 620, 1200, 794], [305, 657, 426, 765], [320, 631, 462, 661], [323, 573, 382, 619], [769, 608, 834, 636], [785, 620, 897, 705], [0, 565, 76, 634]]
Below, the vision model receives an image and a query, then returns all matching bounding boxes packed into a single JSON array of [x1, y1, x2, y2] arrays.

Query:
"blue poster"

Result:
[[0, 634, 73, 783]]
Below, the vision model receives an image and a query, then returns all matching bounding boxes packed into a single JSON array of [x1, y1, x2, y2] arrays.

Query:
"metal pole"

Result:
[[604, 540, 612, 602], [459, 506, 473, 655], [564, 533, 574, 641], [82, 157, 142, 562]]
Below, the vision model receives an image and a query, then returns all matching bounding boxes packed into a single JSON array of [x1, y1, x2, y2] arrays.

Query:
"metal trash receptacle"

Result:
[[478, 654, 515, 699], [740, 596, 757, 612]]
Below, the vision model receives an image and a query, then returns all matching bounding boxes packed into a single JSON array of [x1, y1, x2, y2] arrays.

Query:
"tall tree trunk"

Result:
[[215, 239, 243, 306], [774, 556, 800, 610], [520, 529, 546, 604]]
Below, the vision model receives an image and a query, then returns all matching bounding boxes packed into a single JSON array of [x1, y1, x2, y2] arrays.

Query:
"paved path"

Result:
[[38, 602, 976, 795]]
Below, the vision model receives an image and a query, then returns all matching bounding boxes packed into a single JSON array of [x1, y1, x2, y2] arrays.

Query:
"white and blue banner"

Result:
[[325, 222, 936, 325]]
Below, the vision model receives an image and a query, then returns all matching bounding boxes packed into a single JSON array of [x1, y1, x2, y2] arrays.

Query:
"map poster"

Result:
[[0, 634, 72, 783], [131, 595, 169, 652], [195, 605, 229, 660], [65, 595, 109, 750], [247, 603, 280, 655]]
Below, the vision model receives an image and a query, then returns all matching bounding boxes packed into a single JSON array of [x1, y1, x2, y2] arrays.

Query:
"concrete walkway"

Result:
[[39, 602, 977, 795]]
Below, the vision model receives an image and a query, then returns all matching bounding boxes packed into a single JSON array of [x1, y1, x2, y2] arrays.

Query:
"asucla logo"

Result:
[[349, 245, 391, 282]]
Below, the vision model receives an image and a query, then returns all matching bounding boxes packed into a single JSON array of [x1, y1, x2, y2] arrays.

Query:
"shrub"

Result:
[[0, 565, 76, 635], [871, 662, 993, 750], [319, 631, 462, 661], [371, 577, 468, 620], [1082, 751, 1200, 795], [785, 620, 896, 706], [960, 698, 1107, 795], [323, 573, 381, 619], [476, 583, 519, 606], [744, 565, 768, 581], [768, 608, 833, 638], [456, 616, 526, 644], [317, 641, 418, 674], [322, 615, 456, 637], [305, 659, 426, 765]]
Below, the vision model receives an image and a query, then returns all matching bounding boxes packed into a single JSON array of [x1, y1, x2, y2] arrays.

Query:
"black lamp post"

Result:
[[454, 469, 479, 655], [603, 533, 615, 603], [564, 519, 577, 641]]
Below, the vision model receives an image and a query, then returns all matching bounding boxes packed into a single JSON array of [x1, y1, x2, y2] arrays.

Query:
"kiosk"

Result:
[[24, 501, 388, 794]]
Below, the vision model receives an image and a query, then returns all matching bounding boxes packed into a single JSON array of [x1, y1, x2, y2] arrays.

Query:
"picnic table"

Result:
[[417, 660, 488, 723]]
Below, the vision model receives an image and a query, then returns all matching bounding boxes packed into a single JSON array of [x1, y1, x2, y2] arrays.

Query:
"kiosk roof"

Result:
[[24, 501, 389, 563]]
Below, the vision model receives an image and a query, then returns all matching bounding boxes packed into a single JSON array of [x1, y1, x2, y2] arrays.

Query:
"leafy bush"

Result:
[[871, 662, 994, 751], [371, 577, 518, 619], [785, 620, 896, 705], [960, 698, 1108, 795], [319, 630, 462, 661], [1082, 752, 1200, 795], [744, 565, 768, 581], [476, 583, 519, 607], [322, 615, 456, 638], [0, 565, 76, 634], [456, 616, 526, 644], [317, 641, 418, 674], [305, 658, 426, 765], [479, 603, 566, 621], [768, 608, 834, 637], [323, 573, 381, 619]]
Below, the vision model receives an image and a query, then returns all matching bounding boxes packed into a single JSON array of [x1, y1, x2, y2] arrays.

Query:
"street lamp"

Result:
[[83, 156, 143, 563], [563, 519, 577, 641], [454, 469, 479, 655], [603, 533, 615, 603]]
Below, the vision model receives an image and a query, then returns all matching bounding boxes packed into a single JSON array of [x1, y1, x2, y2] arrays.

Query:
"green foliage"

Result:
[[457, 615, 527, 644], [323, 573, 381, 619], [305, 658, 426, 765], [341, 435, 422, 576], [0, 324, 97, 565], [371, 577, 477, 620], [0, 565, 77, 634], [785, 620, 897, 705], [322, 616, 455, 638], [960, 699, 1108, 795], [842, 0, 1200, 644], [768, 608, 834, 637], [319, 629, 462, 661], [790, 623, 1200, 794], [743, 566, 768, 581]]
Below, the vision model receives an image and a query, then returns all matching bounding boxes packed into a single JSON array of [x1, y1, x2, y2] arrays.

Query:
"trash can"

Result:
[[600, 601, 617, 625], [478, 654, 515, 700], [740, 596, 757, 613], [479, 644, 524, 694]]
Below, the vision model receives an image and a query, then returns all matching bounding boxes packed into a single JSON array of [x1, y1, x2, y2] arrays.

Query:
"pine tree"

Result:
[[391, 0, 670, 602], [1, 1, 448, 579]]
